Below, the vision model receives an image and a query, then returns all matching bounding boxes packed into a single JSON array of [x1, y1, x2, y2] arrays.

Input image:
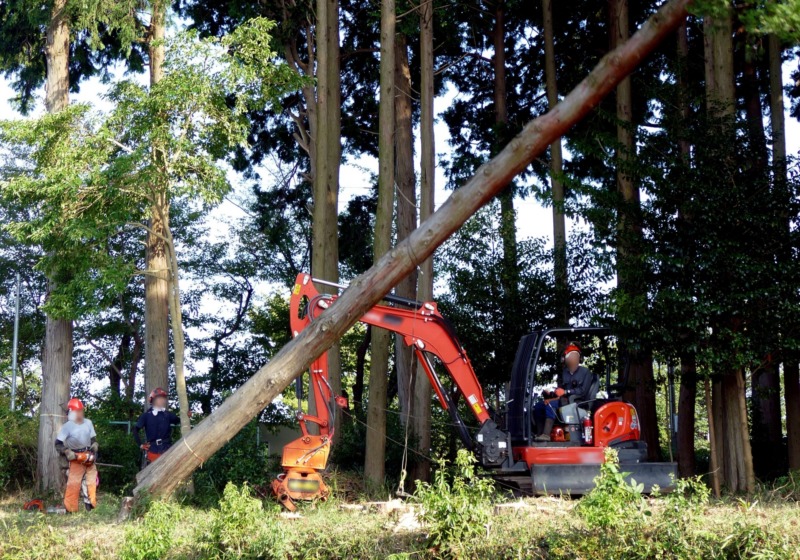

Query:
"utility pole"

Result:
[[11, 272, 20, 411]]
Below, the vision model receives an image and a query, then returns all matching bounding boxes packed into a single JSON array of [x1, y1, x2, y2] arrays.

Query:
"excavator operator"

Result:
[[533, 343, 594, 441]]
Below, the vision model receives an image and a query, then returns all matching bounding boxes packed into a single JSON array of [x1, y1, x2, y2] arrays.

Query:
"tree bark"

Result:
[[675, 22, 696, 478], [128, 329, 142, 403], [769, 33, 800, 471], [492, 0, 521, 365], [705, 378, 721, 497], [109, 333, 130, 399], [163, 227, 191, 436], [144, 0, 170, 404], [353, 327, 371, 411], [131, 0, 693, 498], [38, 0, 72, 493], [611, 0, 660, 462], [542, 0, 569, 326], [785, 362, 800, 470], [311, 0, 343, 432], [411, 0, 435, 485], [677, 353, 697, 477], [704, 8, 755, 493], [394, 33, 418, 427], [364, 0, 396, 487]]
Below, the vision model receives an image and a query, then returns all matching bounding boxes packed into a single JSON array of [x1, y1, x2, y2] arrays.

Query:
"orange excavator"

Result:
[[271, 273, 676, 510]]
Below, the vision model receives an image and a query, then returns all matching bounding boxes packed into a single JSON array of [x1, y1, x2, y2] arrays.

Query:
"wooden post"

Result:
[[132, 0, 693, 498]]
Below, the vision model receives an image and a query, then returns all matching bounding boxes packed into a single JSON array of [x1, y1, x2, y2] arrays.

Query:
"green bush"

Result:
[[118, 500, 183, 560], [575, 447, 646, 530], [192, 420, 273, 505], [0, 410, 38, 490], [91, 418, 141, 493], [200, 482, 288, 560], [414, 449, 495, 555]]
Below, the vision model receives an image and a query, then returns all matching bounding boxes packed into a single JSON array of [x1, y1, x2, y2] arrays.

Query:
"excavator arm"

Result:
[[272, 273, 510, 510]]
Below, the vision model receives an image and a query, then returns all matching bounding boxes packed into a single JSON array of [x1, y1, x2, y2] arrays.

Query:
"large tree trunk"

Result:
[[131, 0, 693, 498], [492, 1, 520, 343], [310, 0, 343, 432], [144, 0, 170, 404], [163, 229, 191, 435], [704, 8, 755, 494], [394, 33, 418, 427], [675, 22, 696, 478], [411, 0, 435, 485], [741, 34, 782, 477], [705, 378, 721, 496], [109, 333, 130, 399], [542, 0, 569, 326], [127, 330, 142, 403], [353, 327, 371, 412], [751, 363, 783, 476], [364, 0, 396, 487], [677, 353, 697, 477], [786, 363, 800, 470], [611, 0, 660, 462], [770, 33, 800, 471], [38, 0, 72, 493]]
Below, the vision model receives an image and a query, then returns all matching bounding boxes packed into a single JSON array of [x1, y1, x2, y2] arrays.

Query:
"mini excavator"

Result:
[[271, 273, 676, 510]]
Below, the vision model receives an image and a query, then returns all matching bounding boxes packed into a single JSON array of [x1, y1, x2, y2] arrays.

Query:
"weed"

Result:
[[575, 447, 646, 530], [118, 500, 183, 560], [414, 449, 495, 555], [200, 482, 288, 560]]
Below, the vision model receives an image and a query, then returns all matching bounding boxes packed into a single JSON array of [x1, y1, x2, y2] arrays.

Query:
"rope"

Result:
[[396, 350, 416, 498], [182, 438, 204, 467]]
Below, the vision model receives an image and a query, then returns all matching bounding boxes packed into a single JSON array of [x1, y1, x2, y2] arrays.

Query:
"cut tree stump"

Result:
[[130, 0, 692, 502]]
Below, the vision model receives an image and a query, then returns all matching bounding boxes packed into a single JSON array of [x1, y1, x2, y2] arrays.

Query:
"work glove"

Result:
[[90, 442, 99, 455], [555, 388, 565, 397], [140, 443, 150, 451], [64, 449, 76, 461]]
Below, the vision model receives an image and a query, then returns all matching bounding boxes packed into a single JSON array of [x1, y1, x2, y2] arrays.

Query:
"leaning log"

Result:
[[133, 0, 692, 498]]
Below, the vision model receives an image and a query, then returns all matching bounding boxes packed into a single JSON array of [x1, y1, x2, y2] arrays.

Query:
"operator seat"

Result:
[[571, 374, 600, 422]]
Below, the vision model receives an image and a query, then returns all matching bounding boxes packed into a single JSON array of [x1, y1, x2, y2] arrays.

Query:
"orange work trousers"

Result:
[[64, 460, 97, 513]]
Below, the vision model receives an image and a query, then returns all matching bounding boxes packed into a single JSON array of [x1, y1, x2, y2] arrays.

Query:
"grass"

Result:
[[1, 488, 799, 559]]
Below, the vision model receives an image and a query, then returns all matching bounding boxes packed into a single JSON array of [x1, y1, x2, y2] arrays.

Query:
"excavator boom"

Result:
[[272, 274, 510, 509]]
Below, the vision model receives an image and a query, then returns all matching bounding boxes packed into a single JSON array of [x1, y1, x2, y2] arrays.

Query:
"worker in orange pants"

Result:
[[55, 398, 99, 512], [64, 457, 97, 512]]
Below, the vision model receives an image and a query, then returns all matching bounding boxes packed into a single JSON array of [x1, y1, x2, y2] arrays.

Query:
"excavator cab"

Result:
[[499, 327, 676, 494]]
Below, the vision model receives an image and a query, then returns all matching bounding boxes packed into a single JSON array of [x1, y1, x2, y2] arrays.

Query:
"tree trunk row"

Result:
[[131, 0, 693, 499]]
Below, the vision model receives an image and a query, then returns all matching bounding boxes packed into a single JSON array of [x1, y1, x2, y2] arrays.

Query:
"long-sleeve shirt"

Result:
[[559, 365, 595, 401], [133, 409, 180, 453]]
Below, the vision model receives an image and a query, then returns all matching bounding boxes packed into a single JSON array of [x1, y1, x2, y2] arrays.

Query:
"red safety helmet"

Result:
[[67, 398, 84, 411], [563, 343, 582, 358], [149, 387, 168, 403]]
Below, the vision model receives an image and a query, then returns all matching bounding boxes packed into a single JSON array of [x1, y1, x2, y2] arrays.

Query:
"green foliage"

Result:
[[1, 17, 303, 324], [119, 500, 184, 560], [330, 407, 408, 479], [103, 18, 305, 209], [91, 418, 141, 493], [193, 420, 273, 504], [738, 0, 800, 42], [0, 409, 37, 490], [414, 449, 495, 553], [0, 106, 134, 319], [199, 482, 288, 560], [575, 448, 646, 530]]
